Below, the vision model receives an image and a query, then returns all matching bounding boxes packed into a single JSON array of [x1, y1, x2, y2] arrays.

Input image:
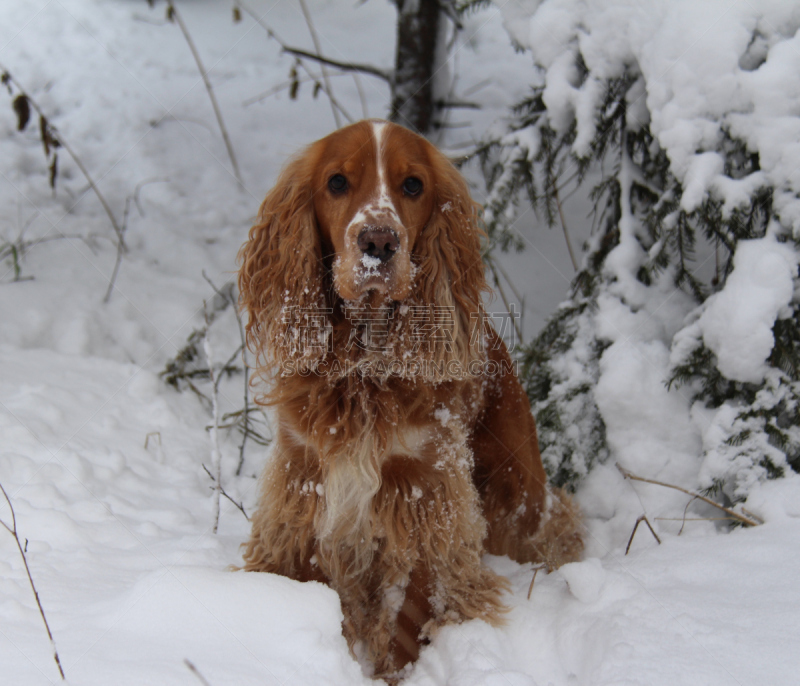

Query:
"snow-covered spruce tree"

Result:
[[476, 1, 800, 507]]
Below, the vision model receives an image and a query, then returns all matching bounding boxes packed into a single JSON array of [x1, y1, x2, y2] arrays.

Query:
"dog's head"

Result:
[[239, 120, 487, 376]]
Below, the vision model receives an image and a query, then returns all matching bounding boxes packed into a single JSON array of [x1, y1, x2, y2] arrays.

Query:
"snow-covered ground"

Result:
[[1, 1, 798, 684]]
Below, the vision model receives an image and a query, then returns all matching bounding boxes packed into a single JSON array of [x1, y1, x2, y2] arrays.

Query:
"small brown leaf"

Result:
[[49, 152, 58, 190], [13, 94, 30, 131], [166, 4, 175, 21], [39, 115, 49, 156], [313, 82, 321, 99], [1, 72, 11, 94], [232, 6, 242, 22], [289, 63, 299, 100]]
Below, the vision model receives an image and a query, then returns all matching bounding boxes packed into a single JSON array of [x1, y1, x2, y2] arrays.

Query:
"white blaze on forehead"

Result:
[[343, 122, 403, 238], [369, 121, 401, 219]]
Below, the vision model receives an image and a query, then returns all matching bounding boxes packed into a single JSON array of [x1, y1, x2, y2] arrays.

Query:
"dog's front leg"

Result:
[[242, 438, 326, 583]]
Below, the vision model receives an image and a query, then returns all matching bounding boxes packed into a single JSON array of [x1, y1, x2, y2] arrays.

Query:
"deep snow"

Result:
[[1, 1, 799, 684]]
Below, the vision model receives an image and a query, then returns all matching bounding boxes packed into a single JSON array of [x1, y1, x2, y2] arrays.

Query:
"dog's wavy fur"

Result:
[[238, 120, 583, 679]]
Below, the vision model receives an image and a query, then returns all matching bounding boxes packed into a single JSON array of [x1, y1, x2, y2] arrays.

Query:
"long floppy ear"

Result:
[[412, 148, 489, 372], [238, 145, 329, 377]]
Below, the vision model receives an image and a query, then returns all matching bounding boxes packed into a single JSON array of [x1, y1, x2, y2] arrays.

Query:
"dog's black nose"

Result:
[[357, 228, 399, 263]]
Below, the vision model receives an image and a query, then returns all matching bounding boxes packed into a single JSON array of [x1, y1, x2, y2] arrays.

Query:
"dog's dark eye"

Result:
[[402, 177, 423, 196], [328, 174, 348, 194]]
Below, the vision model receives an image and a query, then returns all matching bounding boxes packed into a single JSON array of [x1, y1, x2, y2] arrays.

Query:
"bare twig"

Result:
[[526, 564, 547, 600], [491, 257, 526, 312], [678, 495, 699, 536], [0, 483, 66, 681], [298, 0, 340, 128], [233, 0, 355, 122], [434, 98, 481, 110], [185, 659, 213, 686], [615, 463, 761, 528], [281, 46, 391, 82], [352, 72, 369, 119], [203, 302, 223, 533], [0, 65, 125, 250], [164, 2, 243, 188], [654, 517, 737, 522], [103, 194, 133, 303], [201, 272, 254, 475], [486, 256, 524, 345], [202, 464, 249, 521], [553, 183, 578, 272], [625, 514, 661, 555]]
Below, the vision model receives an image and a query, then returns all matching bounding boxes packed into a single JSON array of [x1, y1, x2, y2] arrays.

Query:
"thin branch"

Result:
[[165, 2, 243, 188], [281, 46, 392, 82], [0, 483, 66, 681], [491, 256, 526, 307], [553, 183, 579, 272], [352, 72, 369, 119], [233, 0, 355, 122], [203, 302, 223, 534], [625, 514, 661, 555], [486, 256, 524, 345], [434, 98, 481, 110], [201, 271, 253, 475], [615, 463, 761, 528], [104, 176, 166, 302], [0, 65, 125, 250], [298, 0, 340, 128], [185, 659, 213, 686], [526, 564, 546, 600], [202, 464, 249, 521], [678, 495, 698, 536], [103, 194, 132, 303]]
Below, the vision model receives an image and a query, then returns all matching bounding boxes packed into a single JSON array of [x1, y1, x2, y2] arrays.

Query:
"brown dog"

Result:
[[238, 120, 583, 679]]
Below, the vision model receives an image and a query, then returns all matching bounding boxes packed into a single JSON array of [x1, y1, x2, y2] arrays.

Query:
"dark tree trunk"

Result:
[[390, 0, 442, 135]]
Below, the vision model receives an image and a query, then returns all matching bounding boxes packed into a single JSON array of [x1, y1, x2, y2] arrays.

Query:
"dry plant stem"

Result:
[[527, 565, 546, 600], [655, 517, 736, 522], [203, 304, 223, 534], [0, 64, 125, 251], [233, 0, 354, 122], [144, 431, 161, 450], [678, 495, 699, 536], [625, 514, 661, 555], [202, 464, 249, 521], [200, 272, 252, 475], [0, 483, 66, 681], [167, 2, 243, 188], [615, 463, 761, 528], [553, 183, 578, 272], [103, 195, 133, 303], [185, 659, 213, 686], [298, 0, 341, 128], [353, 72, 369, 119]]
